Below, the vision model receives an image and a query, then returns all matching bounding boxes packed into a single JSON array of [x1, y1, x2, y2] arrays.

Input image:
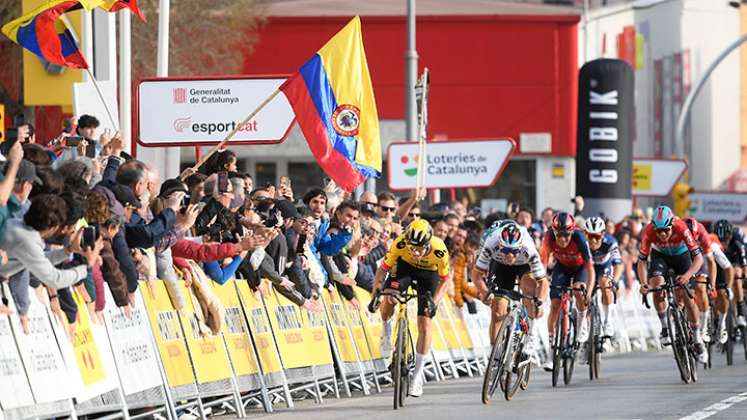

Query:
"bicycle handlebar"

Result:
[[487, 286, 541, 310], [641, 276, 694, 309]]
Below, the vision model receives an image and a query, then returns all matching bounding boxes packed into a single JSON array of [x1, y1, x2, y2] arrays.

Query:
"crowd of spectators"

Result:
[[0, 113, 655, 334]]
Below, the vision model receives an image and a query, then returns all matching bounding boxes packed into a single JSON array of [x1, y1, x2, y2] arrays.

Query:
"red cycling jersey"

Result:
[[540, 228, 592, 269], [689, 219, 715, 255], [639, 218, 700, 258]]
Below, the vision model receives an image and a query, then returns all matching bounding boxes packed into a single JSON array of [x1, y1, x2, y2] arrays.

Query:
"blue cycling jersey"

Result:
[[591, 233, 622, 270]]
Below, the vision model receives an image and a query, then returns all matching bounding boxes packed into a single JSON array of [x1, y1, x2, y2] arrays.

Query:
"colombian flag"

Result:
[[97, 0, 145, 22], [1, 0, 91, 69], [280, 16, 381, 193]]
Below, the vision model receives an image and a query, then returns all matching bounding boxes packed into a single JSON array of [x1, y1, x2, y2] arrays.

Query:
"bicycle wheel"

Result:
[[684, 319, 698, 383], [401, 325, 414, 406], [667, 307, 691, 384], [725, 312, 734, 366], [588, 307, 598, 380], [481, 318, 511, 404], [519, 362, 531, 391], [504, 325, 523, 400], [563, 314, 577, 386], [392, 316, 408, 410], [740, 324, 747, 361], [551, 314, 563, 387]]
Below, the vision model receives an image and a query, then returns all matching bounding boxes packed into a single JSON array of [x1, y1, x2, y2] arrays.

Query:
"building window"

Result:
[[255, 162, 277, 189], [288, 161, 326, 197]]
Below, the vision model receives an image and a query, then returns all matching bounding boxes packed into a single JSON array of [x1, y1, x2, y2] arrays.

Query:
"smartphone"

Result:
[[66, 136, 84, 147], [82, 225, 99, 249], [280, 176, 291, 189], [296, 233, 307, 254], [180, 194, 191, 214]]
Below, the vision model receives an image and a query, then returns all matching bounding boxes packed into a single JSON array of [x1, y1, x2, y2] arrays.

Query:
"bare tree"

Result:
[[130, 0, 265, 81]]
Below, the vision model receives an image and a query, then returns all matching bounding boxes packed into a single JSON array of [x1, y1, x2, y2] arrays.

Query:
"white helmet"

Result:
[[583, 216, 605, 235]]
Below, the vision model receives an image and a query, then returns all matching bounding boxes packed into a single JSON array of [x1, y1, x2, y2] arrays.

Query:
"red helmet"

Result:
[[552, 212, 576, 233]]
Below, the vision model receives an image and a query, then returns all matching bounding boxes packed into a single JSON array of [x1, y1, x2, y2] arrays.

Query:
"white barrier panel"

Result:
[[48, 290, 119, 402], [0, 311, 34, 409], [103, 289, 163, 395], [11, 288, 74, 404]]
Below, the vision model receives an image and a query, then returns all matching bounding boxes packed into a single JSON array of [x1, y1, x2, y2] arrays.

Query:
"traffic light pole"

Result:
[[675, 33, 747, 158]]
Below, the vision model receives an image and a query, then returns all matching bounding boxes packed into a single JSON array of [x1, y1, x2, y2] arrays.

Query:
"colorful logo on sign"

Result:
[[173, 88, 187, 104], [401, 154, 419, 177]]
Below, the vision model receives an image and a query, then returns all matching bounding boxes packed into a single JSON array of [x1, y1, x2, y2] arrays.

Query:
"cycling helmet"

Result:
[[405, 219, 433, 248], [583, 216, 605, 235], [551, 212, 575, 232], [713, 219, 733, 242], [497, 223, 523, 249], [651, 205, 674, 229]]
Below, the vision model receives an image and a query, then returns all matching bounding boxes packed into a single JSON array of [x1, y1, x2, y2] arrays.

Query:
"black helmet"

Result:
[[713, 219, 733, 242]]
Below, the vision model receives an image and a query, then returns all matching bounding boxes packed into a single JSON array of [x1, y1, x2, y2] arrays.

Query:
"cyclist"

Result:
[[707, 230, 734, 344], [540, 212, 595, 370], [638, 206, 707, 363], [713, 219, 747, 328], [684, 217, 729, 343], [583, 216, 623, 337], [472, 221, 547, 359], [371, 219, 450, 398]]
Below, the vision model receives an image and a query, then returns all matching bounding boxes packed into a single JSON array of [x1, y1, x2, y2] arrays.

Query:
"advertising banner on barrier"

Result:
[[103, 290, 163, 395], [0, 311, 34, 409], [322, 289, 359, 363], [387, 138, 515, 191], [176, 281, 233, 384], [11, 287, 74, 404], [137, 76, 295, 147], [631, 158, 687, 196], [211, 280, 261, 377], [141, 281, 196, 388], [689, 192, 747, 222], [234, 282, 283, 374], [61, 290, 119, 402], [343, 299, 373, 362], [435, 301, 460, 350], [448, 302, 474, 350], [353, 286, 385, 360]]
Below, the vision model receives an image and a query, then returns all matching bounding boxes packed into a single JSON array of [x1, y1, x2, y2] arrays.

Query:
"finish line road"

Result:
[[248, 349, 747, 420]]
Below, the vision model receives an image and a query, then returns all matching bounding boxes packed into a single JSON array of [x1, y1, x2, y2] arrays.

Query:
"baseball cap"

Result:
[[275, 199, 298, 220], [1, 159, 43, 185], [110, 184, 142, 209], [159, 178, 188, 198]]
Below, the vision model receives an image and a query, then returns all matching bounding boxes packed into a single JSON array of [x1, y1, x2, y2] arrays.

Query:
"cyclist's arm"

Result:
[[540, 233, 551, 266], [584, 260, 596, 298], [471, 266, 488, 298], [372, 265, 389, 293], [637, 257, 649, 289], [433, 276, 451, 305], [612, 263, 624, 284], [682, 252, 704, 281], [707, 253, 717, 289]]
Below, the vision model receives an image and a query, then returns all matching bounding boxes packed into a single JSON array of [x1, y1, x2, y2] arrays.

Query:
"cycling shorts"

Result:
[[384, 258, 440, 318], [488, 261, 531, 293], [716, 266, 729, 290], [550, 264, 588, 299], [594, 264, 613, 281], [648, 250, 692, 278]]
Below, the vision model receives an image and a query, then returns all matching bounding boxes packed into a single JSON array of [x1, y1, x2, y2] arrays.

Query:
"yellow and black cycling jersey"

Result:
[[381, 234, 450, 279]]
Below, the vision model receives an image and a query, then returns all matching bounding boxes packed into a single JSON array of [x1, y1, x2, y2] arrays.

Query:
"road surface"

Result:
[[247, 348, 747, 420]]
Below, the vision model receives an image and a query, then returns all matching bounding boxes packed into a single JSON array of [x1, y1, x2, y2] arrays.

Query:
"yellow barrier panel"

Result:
[[353, 286, 384, 359], [177, 282, 233, 384], [69, 290, 107, 385], [210, 279, 261, 376], [234, 281, 283, 374], [322, 288, 358, 363], [342, 298, 372, 362], [267, 290, 333, 369], [429, 306, 450, 353], [141, 281, 195, 387], [436, 300, 461, 350], [448, 302, 474, 350]]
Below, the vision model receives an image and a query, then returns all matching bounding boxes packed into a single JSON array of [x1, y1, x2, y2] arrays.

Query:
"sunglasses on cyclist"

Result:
[[554, 230, 572, 238], [587, 233, 603, 240], [500, 247, 520, 255], [655, 227, 672, 234]]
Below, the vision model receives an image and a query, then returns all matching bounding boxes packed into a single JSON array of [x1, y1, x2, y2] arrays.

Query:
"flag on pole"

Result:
[[280, 16, 381, 193], [1, 0, 91, 69], [97, 0, 146, 21]]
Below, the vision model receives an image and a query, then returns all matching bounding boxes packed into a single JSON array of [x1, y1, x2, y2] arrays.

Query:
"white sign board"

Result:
[[632, 158, 687, 196], [387, 139, 515, 191], [0, 311, 34, 409], [103, 290, 162, 395], [137, 77, 295, 146], [689, 192, 747, 222], [73, 80, 120, 134]]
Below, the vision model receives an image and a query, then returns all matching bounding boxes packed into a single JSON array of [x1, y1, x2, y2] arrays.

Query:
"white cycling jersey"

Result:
[[476, 226, 546, 279]]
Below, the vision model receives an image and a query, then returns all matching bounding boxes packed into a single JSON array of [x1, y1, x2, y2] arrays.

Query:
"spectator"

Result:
[[376, 191, 398, 223]]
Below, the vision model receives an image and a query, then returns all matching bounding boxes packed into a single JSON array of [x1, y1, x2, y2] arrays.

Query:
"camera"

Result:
[[65, 136, 85, 147]]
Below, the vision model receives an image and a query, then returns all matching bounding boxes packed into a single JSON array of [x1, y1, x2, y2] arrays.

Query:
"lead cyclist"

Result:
[[472, 221, 548, 360]]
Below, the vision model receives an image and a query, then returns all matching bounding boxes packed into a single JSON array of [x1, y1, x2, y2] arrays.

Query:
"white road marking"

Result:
[[678, 391, 747, 420]]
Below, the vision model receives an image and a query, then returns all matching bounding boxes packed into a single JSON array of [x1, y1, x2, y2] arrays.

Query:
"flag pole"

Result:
[[184, 88, 281, 178], [60, 15, 120, 131]]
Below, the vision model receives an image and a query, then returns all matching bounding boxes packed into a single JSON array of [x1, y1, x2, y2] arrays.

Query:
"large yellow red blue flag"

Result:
[[280, 16, 381, 193], [2, 0, 144, 70]]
